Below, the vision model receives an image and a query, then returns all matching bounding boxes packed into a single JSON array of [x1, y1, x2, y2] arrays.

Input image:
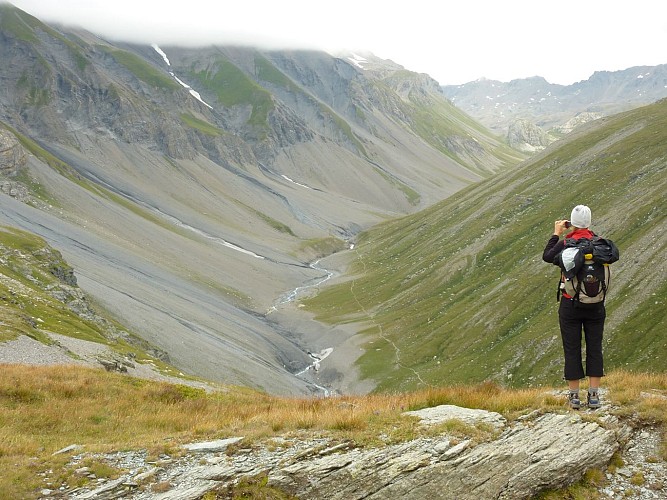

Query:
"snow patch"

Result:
[[348, 53, 368, 69], [152, 44, 213, 109], [281, 174, 312, 190], [151, 43, 170, 66], [159, 210, 265, 260]]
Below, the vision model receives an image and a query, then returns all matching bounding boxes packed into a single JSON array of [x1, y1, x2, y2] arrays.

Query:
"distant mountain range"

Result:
[[442, 65, 667, 150]]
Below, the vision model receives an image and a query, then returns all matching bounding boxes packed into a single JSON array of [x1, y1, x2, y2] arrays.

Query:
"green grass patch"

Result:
[[190, 56, 273, 127], [0, 3, 89, 74], [0, 4, 39, 42], [0, 225, 182, 374], [296, 237, 349, 259], [189, 274, 254, 309], [319, 102, 368, 156], [233, 199, 296, 236], [254, 54, 300, 92], [0, 225, 110, 344], [253, 53, 367, 155], [1, 122, 75, 178], [103, 47, 179, 90], [179, 112, 222, 136], [373, 167, 421, 205]]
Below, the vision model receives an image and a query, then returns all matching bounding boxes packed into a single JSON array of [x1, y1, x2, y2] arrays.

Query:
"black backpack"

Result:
[[556, 236, 619, 304]]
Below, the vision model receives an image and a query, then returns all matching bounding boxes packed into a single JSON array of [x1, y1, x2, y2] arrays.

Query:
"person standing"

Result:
[[542, 205, 606, 410]]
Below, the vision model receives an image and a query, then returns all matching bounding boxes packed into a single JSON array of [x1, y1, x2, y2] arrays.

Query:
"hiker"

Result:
[[542, 205, 612, 410]]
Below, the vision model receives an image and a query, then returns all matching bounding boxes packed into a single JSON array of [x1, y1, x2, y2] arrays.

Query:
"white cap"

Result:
[[570, 205, 591, 228]]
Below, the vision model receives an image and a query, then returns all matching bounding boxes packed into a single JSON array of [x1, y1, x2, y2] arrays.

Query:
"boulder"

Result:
[[404, 404, 507, 429]]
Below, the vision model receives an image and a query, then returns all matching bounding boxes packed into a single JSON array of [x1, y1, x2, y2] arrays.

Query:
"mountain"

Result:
[[442, 66, 667, 149], [0, 3, 522, 395], [305, 97, 667, 392]]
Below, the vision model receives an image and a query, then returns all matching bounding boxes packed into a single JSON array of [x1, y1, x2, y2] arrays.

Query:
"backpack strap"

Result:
[[602, 265, 611, 301], [573, 277, 583, 304]]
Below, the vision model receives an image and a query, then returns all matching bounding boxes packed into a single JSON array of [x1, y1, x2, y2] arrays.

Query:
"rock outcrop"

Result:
[[67, 405, 628, 499], [554, 111, 603, 135], [0, 128, 26, 176], [262, 413, 618, 500], [507, 118, 553, 152], [0, 129, 31, 202]]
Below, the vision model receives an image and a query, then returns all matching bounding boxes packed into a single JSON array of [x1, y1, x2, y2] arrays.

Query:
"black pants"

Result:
[[558, 299, 605, 380]]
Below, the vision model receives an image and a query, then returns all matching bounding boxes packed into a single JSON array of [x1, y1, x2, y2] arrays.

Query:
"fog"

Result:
[[6, 0, 667, 85]]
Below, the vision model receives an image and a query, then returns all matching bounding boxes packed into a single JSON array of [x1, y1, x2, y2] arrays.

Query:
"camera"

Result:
[[564, 220, 571, 228]]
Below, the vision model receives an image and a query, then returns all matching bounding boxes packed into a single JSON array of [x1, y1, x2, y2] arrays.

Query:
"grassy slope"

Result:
[[253, 51, 521, 178], [407, 84, 521, 174], [368, 71, 523, 176], [0, 225, 104, 344], [305, 99, 667, 392], [190, 54, 273, 129]]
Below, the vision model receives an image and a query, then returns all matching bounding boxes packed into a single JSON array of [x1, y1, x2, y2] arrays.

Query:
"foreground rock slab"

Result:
[[66, 408, 626, 500], [269, 413, 618, 499]]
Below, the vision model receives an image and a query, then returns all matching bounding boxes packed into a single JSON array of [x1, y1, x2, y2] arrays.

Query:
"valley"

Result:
[[0, 3, 665, 400], [0, 3, 522, 395]]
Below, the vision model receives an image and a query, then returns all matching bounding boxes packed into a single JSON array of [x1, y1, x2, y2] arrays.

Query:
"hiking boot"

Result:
[[587, 390, 601, 409], [568, 391, 581, 410]]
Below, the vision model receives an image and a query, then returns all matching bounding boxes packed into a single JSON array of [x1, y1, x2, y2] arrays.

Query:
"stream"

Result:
[[111, 194, 344, 397], [163, 208, 344, 396], [268, 258, 343, 397]]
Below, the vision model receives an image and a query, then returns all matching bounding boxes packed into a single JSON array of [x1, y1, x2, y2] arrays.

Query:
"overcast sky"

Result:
[[7, 0, 667, 85]]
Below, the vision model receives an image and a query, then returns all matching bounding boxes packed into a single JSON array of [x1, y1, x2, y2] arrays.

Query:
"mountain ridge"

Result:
[[442, 64, 667, 149]]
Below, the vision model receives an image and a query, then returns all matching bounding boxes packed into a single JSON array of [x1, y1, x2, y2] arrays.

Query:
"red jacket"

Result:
[[565, 228, 595, 241]]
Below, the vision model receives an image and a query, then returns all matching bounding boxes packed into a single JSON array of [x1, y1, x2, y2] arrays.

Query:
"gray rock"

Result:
[[507, 118, 553, 152], [53, 444, 82, 455], [98, 410, 619, 500], [0, 129, 27, 176], [182, 437, 244, 453], [98, 357, 128, 373], [404, 404, 507, 429], [74, 477, 132, 499], [268, 413, 618, 499]]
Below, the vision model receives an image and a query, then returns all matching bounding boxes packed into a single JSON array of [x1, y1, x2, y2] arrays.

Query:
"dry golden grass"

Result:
[[1, 364, 665, 498]]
